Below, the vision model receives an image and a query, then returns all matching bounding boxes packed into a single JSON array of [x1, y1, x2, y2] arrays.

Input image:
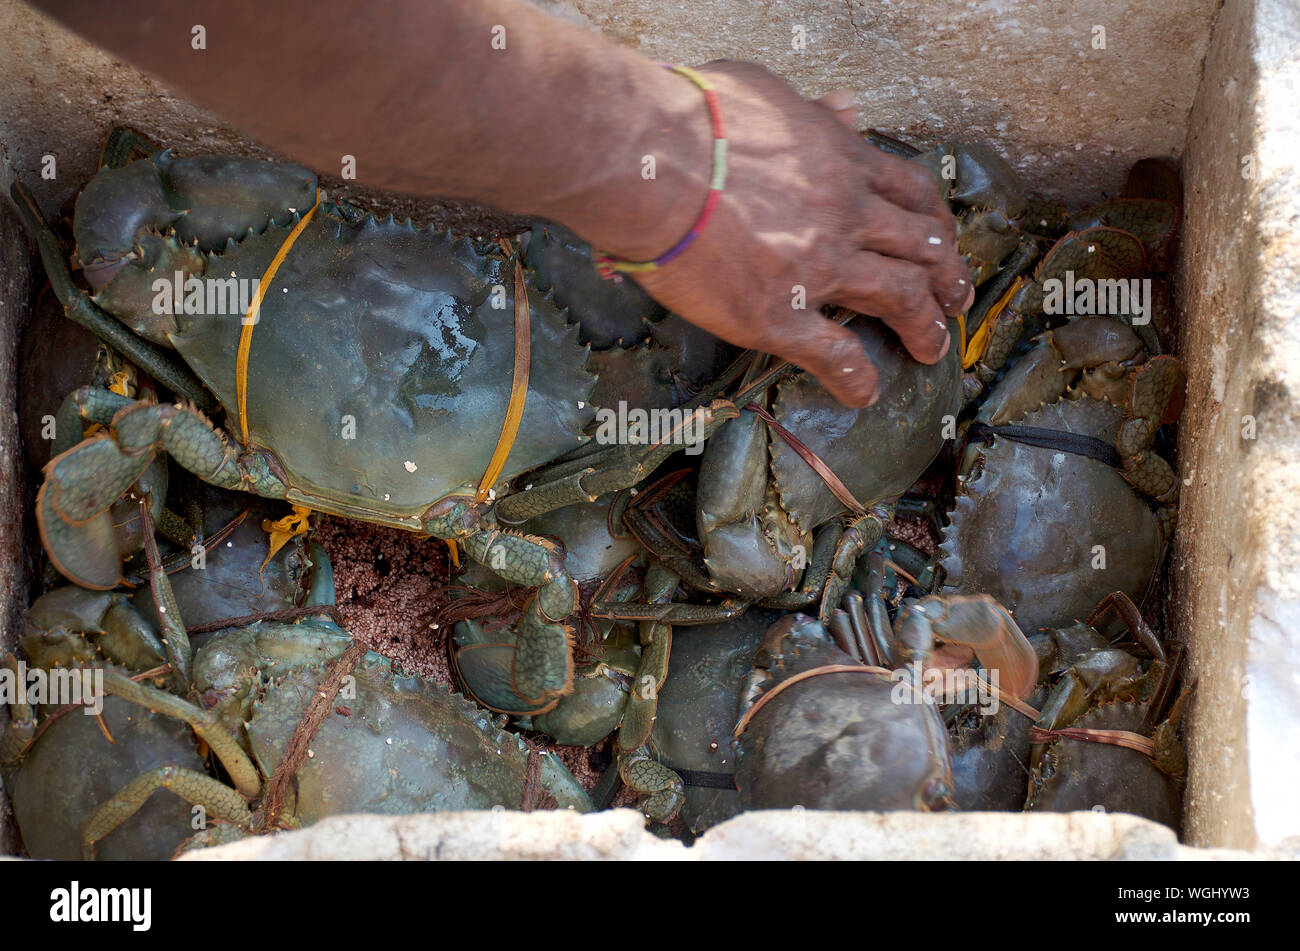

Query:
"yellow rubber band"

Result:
[[474, 242, 531, 504], [963, 275, 1025, 370], [258, 503, 313, 593], [237, 189, 322, 445]]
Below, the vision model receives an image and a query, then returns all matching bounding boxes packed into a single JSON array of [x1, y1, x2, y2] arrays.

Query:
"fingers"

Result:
[[855, 151, 969, 313], [829, 251, 952, 365], [868, 149, 952, 218], [763, 313, 882, 408], [856, 196, 969, 314]]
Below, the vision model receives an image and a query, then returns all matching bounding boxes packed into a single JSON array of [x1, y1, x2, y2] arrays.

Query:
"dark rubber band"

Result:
[[676, 768, 738, 790], [968, 421, 1123, 470]]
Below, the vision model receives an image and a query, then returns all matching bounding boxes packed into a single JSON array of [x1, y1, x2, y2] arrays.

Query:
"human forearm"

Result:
[[33, 0, 707, 259]]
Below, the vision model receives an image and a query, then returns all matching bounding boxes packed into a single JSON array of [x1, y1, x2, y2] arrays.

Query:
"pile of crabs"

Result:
[[2, 127, 1189, 858]]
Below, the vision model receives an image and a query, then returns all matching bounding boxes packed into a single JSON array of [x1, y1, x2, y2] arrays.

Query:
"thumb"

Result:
[[815, 90, 859, 129]]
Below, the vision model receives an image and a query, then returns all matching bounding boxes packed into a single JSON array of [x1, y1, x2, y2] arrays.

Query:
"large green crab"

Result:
[[12, 131, 736, 710]]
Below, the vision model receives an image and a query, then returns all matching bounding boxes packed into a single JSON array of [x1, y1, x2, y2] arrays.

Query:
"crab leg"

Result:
[[81, 765, 254, 860], [0, 656, 36, 769], [620, 489, 720, 593], [588, 598, 750, 625], [96, 669, 260, 800], [491, 398, 739, 524], [137, 500, 192, 692], [618, 747, 686, 825], [51, 386, 135, 454], [817, 507, 892, 625], [97, 126, 158, 170], [617, 562, 677, 752], [425, 499, 580, 705]]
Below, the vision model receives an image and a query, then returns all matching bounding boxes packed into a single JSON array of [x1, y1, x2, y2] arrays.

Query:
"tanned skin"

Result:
[[33, 0, 973, 407]]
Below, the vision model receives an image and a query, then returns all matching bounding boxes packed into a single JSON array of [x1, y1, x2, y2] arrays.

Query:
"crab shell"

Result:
[[947, 684, 1049, 811], [734, 614, 955, 812], [193, 619, 591, 815], [940, 397, 1162, 635], [169, 212, 595, 517], [1026, 698, 1182, 828], [770, 317, 964, 531], [240, 645, 593, 818], [129, 488, 324, 630], [648, 607, 784, 834], [527, 222, 740, 398], [11, 694, 206, 860]]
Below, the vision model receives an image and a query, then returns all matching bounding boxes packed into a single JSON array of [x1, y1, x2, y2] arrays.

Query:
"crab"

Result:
[[3, 509, 591, 860], [732, 583, 1036, 813], [900, 145, 1181, 400], [1025, 591, 1186, 828], [11, 130, 737, 711], [623, 312, 964, 623], [908, 141, 1032, 287], [943, 590, 1186, 828], [647, 142, 1042, 617], [1, 494, 327, 860], [961, 157, 1182, 386], [601, 542, 1039, 827], [937, 315, 1184, 635]]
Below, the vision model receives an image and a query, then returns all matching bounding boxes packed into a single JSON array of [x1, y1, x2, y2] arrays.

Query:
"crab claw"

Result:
[[451, 640, 557, 717], [899, 594, 1039, 701], [36, 489, 122, 589], [37, 435, 165, 589]]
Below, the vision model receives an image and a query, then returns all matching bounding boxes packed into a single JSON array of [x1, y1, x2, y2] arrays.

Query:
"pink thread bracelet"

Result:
[[595, 64, 727, 279]]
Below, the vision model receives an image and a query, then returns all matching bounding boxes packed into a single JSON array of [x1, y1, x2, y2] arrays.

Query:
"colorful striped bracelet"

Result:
[[595, 63, 727, 279]]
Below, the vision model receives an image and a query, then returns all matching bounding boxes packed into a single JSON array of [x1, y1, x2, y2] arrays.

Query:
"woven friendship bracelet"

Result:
[[595, 64, 727, 279]]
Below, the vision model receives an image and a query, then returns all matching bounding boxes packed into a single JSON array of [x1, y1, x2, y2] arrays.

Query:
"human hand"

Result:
[[626, 62, 971, 408]]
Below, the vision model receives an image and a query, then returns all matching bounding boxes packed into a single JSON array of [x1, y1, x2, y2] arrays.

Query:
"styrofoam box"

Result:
[[1, 0, 1295, 859]]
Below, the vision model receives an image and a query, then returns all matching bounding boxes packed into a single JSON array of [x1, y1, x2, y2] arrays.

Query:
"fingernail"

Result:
[[961, 281, 975, 312], [936, 327, 951, 360]]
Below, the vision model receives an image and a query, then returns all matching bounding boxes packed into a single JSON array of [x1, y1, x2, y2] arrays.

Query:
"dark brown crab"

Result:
[[946, 590, 1186, 828], [938, 315, 1184, 636]]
